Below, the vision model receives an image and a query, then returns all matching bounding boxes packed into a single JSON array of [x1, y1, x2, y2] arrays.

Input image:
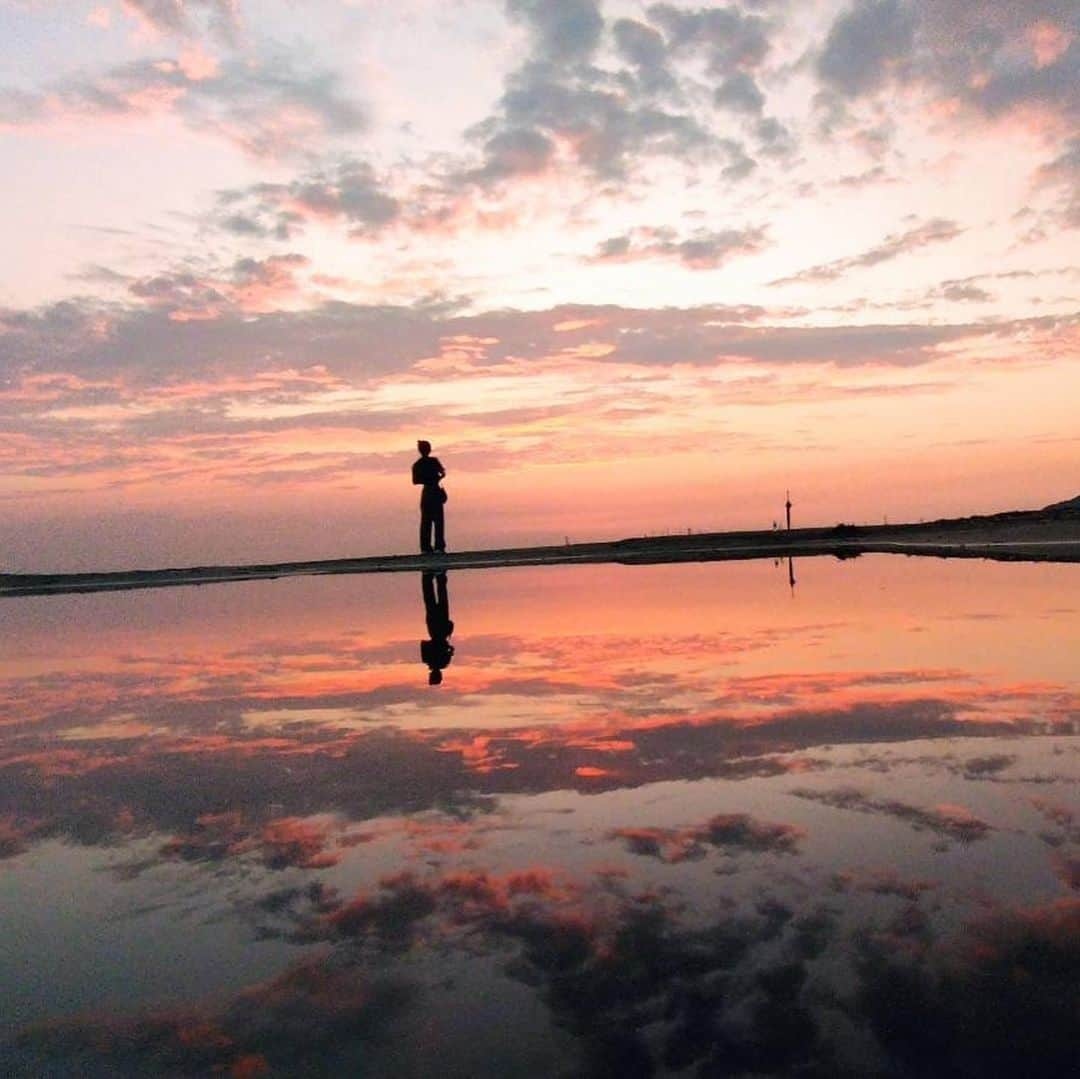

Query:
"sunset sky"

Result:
[[2, 0, 1078, 570]]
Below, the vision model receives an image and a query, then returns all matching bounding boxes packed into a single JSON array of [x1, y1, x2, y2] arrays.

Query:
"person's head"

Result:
[[417, 440, 431, 456], [428, 668, 443, 686]]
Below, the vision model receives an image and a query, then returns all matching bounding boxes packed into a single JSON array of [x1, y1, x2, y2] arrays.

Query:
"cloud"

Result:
[[930, 280, 995, 303], [648, 3, 774, 76], [816, 0, 916, 99], [126, 253, 310, 319], [3, 286, 1067, 433], [590, 224, 768, 269], [1, 290, 1020, 403], [457, 1, 744, 185], [714, 71, 766, 114], [611, 18, 675, 96], [122, 0, 242, 44], [1036, 136, 1080, 228], [215, 158, 401, 240], [815, 1, 1080, 133], [476, 65, 714, 181], [507, 0, 605, 65], [771, 218, 963, 285], [0, 55, 367, 158], [459, 126, 558, 186]]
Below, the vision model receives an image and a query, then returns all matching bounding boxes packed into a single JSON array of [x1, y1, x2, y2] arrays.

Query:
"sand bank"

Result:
[[3, 507, 1078, 599]]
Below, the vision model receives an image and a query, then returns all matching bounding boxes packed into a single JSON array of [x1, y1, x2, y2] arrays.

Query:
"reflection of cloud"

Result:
[[15, 852, 1077, 1077], [792, 787, 993, 843], [612, 812, 804, 863], [12, 956, 415, 1077], [831, 867, 938, 900], [2, 622, 1074, 862], [855, 897, 1080, 1077], [160, 812, 345, 870]]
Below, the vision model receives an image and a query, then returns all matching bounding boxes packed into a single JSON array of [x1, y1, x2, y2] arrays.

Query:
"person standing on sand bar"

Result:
[[412, 440, 447, 554]]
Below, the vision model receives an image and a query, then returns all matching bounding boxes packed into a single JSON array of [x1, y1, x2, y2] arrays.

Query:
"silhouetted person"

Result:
[[412, 440, 446, 554], [421, 571, 454, 685]]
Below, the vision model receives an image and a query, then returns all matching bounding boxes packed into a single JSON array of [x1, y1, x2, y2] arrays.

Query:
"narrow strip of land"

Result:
[[3, 509, 1078, 598]]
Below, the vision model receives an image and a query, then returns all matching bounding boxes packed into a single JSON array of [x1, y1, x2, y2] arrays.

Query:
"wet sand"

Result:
[[3, 504, 1078, 598]]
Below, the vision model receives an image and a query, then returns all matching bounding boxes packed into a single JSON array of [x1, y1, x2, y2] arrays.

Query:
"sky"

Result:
[[1, 0, 1078, 570]]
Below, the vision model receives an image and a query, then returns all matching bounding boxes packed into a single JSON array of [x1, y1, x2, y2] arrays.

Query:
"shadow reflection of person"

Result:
[[421, 571, 455, 685]]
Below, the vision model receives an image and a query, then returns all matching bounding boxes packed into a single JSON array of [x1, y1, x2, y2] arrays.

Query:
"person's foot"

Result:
[[435, 546, 447, 554]]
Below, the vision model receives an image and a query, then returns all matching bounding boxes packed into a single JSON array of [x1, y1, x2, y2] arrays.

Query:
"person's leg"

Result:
[[420, 506, 433, 552], [433, 503, 445, 552]]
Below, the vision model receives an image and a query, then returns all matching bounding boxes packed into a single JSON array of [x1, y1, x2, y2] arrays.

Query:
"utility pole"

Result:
[[785, 490, 792, 531]]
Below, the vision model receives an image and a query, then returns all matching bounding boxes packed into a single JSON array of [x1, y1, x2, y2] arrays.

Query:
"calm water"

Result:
[[1, 557, 1077, 1077]]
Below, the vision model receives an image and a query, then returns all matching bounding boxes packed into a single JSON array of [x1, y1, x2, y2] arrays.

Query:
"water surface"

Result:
[[2, 557, 1077, 1076]]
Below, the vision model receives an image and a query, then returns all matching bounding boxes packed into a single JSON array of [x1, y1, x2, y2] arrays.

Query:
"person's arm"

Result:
[[435, 458, 446, 480]]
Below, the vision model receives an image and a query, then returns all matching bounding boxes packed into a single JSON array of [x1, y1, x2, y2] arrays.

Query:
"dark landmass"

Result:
[[3, 498, 1078, 599]]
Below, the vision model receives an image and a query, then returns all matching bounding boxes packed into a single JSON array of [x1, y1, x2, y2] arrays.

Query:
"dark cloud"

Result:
[[2, 290, 1064, 429], [0, 55, 366, 158], [931, 280, 995, 303], [918, 1, 1080, 122], [714, 71, 766, 113], [506, 0, 605, 66], [648, 3, 774, 75], [215, 159, 400, 239], [458, 1, 766, 185], [611, 18, 675, 95], [1037, 136, 1080, 228], [754, 115, 797, 157], [0, 291, 1004, 400], [479, 64, 714, 180], [816, 1, 1080, 135], [816, 0, 916, 98], [463, 127, 557, 185], [771, 218, 963, 285], [590, 224, 768, 269]]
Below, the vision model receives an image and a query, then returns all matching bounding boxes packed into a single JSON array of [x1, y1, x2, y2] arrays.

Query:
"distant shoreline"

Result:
[[3, 502, 1078, 599]]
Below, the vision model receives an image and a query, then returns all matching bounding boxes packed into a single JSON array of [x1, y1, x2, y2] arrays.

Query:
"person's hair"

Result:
[[417, 440, 432, 455]]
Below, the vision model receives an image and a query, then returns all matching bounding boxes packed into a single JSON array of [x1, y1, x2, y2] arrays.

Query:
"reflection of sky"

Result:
[[1, 558, 1078, 1075]]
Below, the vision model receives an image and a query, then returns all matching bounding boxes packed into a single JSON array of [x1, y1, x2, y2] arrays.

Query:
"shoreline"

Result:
[[3, 507, 1079, 599]]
